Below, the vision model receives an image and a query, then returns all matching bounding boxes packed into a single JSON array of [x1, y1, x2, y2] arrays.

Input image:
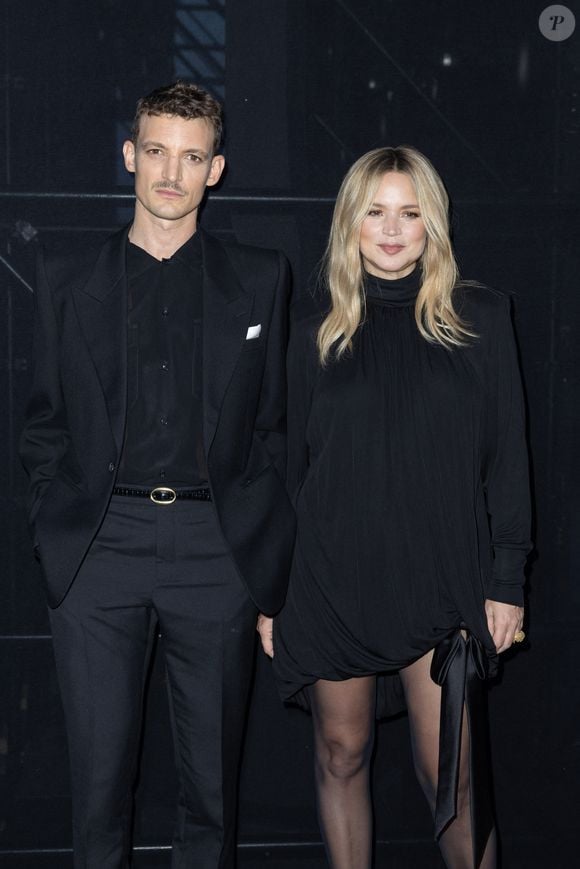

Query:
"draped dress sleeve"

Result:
[[479, 292, 532, 605]]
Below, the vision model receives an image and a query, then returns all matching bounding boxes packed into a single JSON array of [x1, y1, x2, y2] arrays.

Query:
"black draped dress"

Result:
[[273, 270, 531, 715]]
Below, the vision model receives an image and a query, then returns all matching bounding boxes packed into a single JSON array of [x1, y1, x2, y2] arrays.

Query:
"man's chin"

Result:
[[149, 205, 197, 223]]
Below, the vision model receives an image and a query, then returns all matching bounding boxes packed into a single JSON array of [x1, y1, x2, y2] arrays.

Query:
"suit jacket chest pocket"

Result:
[[238, 337, 264, 377], [240, 339, 264, 403]]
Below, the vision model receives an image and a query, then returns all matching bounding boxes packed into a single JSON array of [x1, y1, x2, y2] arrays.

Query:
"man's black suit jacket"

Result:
[[20, 226, 295, 614]]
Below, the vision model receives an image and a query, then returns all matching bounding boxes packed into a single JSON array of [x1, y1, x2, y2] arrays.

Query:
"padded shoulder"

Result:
[[453, 283, 512, 335]]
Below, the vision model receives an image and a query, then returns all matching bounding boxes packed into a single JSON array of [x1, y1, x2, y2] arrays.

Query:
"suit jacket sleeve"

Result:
[[19, 248, 70, 529], [254, 250, 292, 481]]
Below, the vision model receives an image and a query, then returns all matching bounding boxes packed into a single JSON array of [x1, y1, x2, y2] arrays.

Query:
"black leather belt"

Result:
[[112, 485, 211, 505]]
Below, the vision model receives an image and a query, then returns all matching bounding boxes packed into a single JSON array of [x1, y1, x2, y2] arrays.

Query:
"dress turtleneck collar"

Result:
[[364, 267, 421, 307]]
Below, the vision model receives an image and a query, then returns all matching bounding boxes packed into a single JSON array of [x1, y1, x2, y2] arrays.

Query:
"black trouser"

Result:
[[49, 494, 257, 869]]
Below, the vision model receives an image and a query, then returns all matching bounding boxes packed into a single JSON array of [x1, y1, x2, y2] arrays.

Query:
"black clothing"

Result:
[[363, 268, 420, 306], [274, 271, 531, 711], [20, 226, 294, 613], [118, 233, 206, 486], [20, 224, 294, 868], [49, 495, 256, 868]]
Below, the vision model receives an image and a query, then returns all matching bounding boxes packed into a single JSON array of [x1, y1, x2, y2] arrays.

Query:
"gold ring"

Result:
[[513, 630, 526, 643]]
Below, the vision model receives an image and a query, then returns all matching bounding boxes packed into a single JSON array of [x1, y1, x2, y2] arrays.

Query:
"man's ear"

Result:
[[206, 154, 225, 187], [122, 140, 136, 174]]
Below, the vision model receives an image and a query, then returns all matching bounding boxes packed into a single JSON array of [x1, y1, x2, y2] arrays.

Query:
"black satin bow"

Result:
[[430, 629, 494, 868]]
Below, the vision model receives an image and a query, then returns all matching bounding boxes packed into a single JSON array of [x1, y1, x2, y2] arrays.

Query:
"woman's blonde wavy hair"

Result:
[[317, 146, 474, 364]]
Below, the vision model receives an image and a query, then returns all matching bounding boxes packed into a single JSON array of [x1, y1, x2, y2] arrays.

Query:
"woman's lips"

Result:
[[379, 244, 404, 255]]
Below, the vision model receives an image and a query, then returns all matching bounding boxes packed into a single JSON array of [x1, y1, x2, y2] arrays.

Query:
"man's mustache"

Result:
[[153, 182, 185, 194]]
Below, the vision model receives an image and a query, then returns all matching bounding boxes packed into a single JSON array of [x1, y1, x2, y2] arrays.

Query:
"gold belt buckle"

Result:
[[150, 486, 177, 505]]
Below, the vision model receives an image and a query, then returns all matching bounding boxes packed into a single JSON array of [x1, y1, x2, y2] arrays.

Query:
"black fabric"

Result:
[[363, 268, 420, 307], [430, 629, 493, 867], [118, 232, 206, 486], [19, 228, 295, 613], [48, 495, 257, 868], [274, 270, 531, 709]]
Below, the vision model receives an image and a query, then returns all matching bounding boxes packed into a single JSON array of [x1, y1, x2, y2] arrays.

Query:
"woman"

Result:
[[258, 146, 530, 869]]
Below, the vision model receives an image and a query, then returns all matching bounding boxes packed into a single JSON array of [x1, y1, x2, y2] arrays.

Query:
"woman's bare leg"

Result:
[[309, 676, 376, 869], [400, 650, 497, 869]]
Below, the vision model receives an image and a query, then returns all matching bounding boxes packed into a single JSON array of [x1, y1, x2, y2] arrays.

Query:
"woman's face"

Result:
[[359, 171, 427, 281]]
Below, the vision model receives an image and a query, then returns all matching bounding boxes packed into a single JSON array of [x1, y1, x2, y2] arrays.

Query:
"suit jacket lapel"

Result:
[[73, 227, 128, 454], [71, 226, 253, 460], [200, 230, 254, 453]]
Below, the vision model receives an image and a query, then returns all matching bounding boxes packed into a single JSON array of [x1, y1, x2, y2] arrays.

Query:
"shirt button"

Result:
[[161, 360, 169, 371], [108, 462, 116, 472], [161, 306, 169, 317], [160, 416, 168, 426]]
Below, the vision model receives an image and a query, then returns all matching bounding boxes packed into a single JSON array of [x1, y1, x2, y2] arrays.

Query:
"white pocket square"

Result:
[[246, 324, 261, 340]]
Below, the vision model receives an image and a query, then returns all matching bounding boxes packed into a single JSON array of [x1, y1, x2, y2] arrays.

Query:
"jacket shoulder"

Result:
[[453, 283, 512, 334], [204, 230, 283, 268], [39, 227, 127, 290], [201, 232, 290, 302]]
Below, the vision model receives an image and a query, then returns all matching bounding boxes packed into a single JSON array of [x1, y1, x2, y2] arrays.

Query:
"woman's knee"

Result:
[[315, 730, 373, 781]]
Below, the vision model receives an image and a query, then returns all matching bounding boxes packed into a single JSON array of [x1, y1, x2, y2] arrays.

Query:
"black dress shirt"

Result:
[[117, 232, 207, 486]]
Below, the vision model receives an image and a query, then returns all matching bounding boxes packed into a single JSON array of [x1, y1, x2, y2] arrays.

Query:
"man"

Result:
[[20, 81, 294, 868]]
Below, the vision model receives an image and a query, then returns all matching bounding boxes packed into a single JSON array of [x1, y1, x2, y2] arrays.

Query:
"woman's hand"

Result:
[[257, 613, 274, 658], [484, 599, 524, 653]]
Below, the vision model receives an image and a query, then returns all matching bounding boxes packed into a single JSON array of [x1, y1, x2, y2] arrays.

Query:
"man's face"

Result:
[[123, 113, 224, 229]]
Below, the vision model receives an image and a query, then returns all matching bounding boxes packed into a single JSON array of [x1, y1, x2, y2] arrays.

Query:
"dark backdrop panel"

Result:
[[1, 1, 579, 866]]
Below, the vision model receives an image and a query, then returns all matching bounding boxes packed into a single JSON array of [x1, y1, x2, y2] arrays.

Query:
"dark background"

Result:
[[1, 1, 578, 866]]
